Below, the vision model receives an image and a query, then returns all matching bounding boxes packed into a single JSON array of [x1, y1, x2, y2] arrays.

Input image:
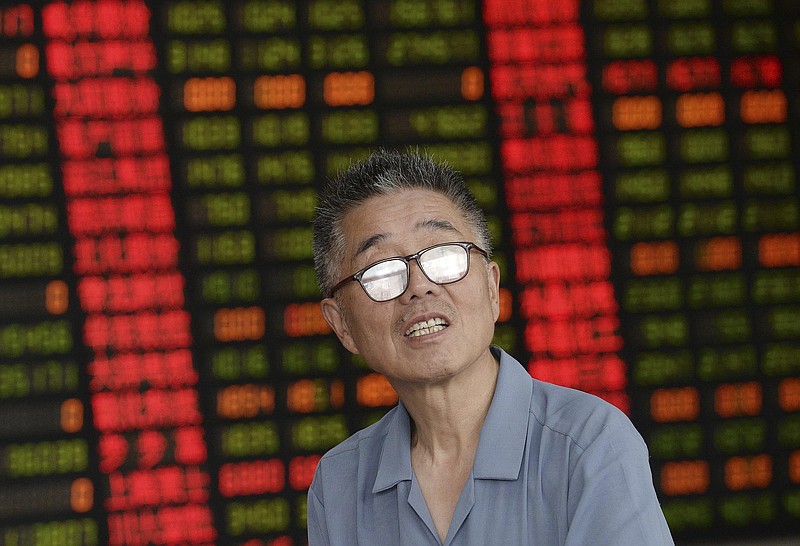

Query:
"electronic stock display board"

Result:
[[0, 0, 798, 544]]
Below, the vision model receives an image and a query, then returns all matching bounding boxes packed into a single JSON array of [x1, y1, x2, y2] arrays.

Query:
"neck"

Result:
[[393, 348, 499, 461]]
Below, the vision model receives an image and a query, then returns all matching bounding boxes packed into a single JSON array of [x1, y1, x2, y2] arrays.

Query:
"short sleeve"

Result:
[[307, 469, 330, 546], [564, 420, 674, 546]]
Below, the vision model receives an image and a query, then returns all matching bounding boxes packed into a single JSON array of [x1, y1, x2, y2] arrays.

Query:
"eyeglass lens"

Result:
[[360, 244, 469, 301], [361, 260, 407, 301], [420, 245, 468, 283]]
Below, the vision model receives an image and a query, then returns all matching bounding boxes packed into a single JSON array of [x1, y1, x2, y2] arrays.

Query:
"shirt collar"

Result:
[[473, 347, 532, 480], [373, 400, 413, 493], [372, 347, 532, 492]]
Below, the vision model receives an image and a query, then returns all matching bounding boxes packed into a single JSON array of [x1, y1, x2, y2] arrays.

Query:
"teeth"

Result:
[[405, 318, 448, 337]]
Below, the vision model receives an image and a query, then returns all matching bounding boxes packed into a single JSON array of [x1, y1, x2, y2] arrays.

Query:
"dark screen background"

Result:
[[0, 0, 799, 544]]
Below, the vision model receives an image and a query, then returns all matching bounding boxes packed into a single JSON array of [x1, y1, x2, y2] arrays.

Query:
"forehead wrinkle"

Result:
[[351, 218, 465, 262], [416, 218, 463, 235]]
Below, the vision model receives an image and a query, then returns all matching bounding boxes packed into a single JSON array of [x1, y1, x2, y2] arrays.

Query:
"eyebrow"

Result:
[[352, 219, 463, 259]]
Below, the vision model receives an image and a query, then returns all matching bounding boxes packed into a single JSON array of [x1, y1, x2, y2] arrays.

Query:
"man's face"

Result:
[[320, 188, 501, 385]]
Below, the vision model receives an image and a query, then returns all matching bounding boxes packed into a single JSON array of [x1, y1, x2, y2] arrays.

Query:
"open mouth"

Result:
[[404, 317, 448, 337]]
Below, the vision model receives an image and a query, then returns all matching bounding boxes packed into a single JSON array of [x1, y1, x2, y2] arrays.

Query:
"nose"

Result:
[[398, 258, 441, 303]]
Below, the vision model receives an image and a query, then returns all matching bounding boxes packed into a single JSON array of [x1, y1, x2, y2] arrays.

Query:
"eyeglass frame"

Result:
[[327, 241, 489, 302]]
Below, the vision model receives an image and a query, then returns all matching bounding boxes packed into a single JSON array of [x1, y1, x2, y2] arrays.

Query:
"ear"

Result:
[[487, 260, 501, 322], [320, 297, 360, 354]]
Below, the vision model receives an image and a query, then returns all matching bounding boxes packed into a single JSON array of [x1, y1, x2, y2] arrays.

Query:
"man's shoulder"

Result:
[[310, 406, 399, 501], [318, 405, 398, 463], [530, 379, 641, 450]]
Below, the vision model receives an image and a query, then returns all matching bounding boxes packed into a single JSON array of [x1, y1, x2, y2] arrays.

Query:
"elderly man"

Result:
[[308, 149, 674, 545]]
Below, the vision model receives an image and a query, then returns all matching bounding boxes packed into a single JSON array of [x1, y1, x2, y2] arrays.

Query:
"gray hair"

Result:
[[313, 149, 493, 297]]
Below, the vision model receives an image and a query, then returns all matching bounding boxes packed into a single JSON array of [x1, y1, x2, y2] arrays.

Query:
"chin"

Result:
[[401, 360, 466, 385]]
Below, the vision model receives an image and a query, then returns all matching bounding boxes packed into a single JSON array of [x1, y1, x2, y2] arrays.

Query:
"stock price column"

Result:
[[155, 2, 303, 543], [586, 0, 800, 540], [43, 1, 216, 544], [483, 0, 628, 410], [0, 5, 98, 544]]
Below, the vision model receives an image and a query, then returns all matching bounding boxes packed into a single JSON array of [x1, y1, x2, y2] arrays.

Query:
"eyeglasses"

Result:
[[329, 241, 488, 302]]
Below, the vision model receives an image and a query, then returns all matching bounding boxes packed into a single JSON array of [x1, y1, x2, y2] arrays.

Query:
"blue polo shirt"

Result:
[[307, 348, 674, 545]]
